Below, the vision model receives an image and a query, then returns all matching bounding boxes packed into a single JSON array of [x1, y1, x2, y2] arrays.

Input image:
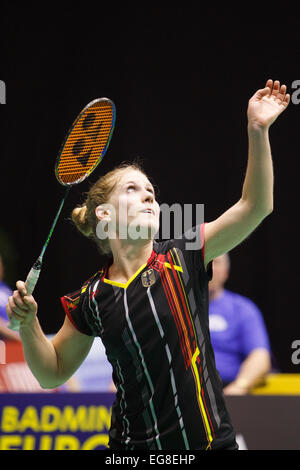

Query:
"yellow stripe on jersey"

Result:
[[103, 263, 147, 289], [191, 348, 213, 445], [164, 262, 183, 272]]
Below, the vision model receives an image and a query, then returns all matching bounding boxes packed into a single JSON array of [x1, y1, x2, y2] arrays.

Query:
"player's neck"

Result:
[[108, 239, 153, 283]]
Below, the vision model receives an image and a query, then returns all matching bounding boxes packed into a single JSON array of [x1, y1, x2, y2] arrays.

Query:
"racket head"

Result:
[[55, 98, 116, 186]]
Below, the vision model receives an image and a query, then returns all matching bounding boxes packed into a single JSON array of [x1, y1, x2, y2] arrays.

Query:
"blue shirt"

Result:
[[0, 281, 11, 322], [209, 289, 271, 384]]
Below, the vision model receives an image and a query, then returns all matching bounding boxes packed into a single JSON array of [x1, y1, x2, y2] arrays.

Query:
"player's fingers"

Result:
[[7, 296, 26, 321], [23, 295, 38, 313], [272, 80, 280, 95], [16, 280, 28, 297], [12, 290, 29, 310], [15, 280, 38, 312], [284, 93, 291, 105], [265, 78, 273, 89], [274, 84, 287, 104], [280, 84, 287, 99], [252, 86, 270, 102], [6, 302, 13, 320]]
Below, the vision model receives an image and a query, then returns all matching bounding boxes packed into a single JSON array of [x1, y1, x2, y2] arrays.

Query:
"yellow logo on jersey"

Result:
[[141, 269, 156, 288]]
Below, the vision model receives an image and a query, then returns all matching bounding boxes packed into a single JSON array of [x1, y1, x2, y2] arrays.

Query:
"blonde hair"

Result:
[[71, 161, 149, 255]]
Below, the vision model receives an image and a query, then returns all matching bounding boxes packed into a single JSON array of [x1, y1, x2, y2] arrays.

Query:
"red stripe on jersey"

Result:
[[166, 251, 195, 345], [159, 265, 190, 369], [60, 296, 85, 334]]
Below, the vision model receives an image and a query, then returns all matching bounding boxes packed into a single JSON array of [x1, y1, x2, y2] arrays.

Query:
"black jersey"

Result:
[[61, 224, 236, 450]]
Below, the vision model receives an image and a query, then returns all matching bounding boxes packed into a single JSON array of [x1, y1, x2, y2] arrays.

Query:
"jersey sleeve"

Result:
[[170, 223, 212, 281], [60, 286, 95, 337]]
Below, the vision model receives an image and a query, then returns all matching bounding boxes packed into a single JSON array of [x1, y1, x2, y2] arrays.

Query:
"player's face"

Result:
[[108, 170, 160, 241]]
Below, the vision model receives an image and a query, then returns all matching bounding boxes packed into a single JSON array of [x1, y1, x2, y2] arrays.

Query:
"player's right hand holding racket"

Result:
[[6, 281, 38, 329]]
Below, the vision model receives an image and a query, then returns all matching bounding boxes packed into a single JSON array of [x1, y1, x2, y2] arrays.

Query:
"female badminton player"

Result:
[[6, 79, 290, 450]]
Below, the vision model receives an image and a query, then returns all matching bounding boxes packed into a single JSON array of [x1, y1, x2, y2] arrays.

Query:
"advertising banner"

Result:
[[1, 393, 300, 451], [0, 393, 115, 450]]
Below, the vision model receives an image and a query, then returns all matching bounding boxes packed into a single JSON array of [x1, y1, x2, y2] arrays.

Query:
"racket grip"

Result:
[[25, 259, 42, 295], [7, 259, 42, 331]]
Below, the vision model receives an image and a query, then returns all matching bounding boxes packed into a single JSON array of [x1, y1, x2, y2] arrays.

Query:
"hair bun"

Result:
[[71, 205, 92, 237]]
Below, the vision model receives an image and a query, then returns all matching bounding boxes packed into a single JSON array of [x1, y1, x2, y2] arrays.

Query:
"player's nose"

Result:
[[141, 188, 154, 203]]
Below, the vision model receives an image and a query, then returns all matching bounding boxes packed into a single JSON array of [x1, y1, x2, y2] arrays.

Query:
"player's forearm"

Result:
[[241, 124, 274, 216], [233, 349, 271, 391], [19, 317, 61, 389]]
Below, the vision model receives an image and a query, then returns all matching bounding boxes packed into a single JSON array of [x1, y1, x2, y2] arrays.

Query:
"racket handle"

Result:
[[7, 259, 42, 331], [25, 259, 42, 295]]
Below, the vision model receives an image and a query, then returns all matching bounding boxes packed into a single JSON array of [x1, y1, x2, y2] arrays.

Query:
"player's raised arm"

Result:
[[204, 79, 290, 267]]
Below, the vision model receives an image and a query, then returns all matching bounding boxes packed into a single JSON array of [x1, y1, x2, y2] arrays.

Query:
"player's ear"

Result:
[[95, 204, 112, 222]]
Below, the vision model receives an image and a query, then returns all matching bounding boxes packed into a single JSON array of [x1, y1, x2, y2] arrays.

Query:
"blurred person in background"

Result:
[[209, 253, 271, 395]]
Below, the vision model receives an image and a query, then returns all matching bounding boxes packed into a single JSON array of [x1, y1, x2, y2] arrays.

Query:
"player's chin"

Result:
[[127, 222, 159, 241]]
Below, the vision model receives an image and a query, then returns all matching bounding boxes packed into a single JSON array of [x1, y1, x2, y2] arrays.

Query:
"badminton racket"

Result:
[[8, 97, 116, 330]]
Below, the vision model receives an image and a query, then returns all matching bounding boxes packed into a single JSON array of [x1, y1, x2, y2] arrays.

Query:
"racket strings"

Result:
[[57, 100, 115, 184]]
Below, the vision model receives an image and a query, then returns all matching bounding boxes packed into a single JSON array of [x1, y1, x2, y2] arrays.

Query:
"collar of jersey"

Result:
[[102, 248, 157, 289]]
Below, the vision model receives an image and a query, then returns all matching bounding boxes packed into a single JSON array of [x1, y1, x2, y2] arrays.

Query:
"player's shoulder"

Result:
[[63, 267, 105, 301], [80, 267, 105, 292]]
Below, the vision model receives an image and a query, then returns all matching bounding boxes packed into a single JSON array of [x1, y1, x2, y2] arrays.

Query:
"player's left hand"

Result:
[[247, 79, 290, 129]]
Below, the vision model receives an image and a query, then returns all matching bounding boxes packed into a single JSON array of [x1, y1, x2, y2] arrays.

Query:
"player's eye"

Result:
[[127, 184, 136, 192]]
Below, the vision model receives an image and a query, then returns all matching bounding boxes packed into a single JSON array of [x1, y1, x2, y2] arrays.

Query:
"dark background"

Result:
[[1, 6, 299, 372]]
